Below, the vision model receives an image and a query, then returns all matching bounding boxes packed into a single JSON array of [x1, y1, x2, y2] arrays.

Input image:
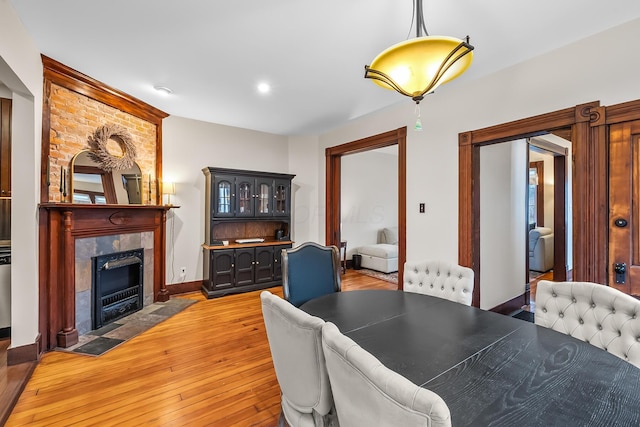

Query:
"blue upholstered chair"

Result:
[[282, 242, 341, 307]]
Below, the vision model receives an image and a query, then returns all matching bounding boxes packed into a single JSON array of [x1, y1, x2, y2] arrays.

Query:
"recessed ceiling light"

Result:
[[257, 82, 271, 94], [154, 86, 173, 95]]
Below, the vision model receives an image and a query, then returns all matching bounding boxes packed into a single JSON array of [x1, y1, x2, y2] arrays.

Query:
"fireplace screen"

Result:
[[92, 248, 144, 329]]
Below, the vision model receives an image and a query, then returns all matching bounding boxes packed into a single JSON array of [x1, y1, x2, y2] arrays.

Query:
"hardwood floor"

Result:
[[5, 270, 396, 426], [0, 339, 37, 426], [523, 270, 554, 312]]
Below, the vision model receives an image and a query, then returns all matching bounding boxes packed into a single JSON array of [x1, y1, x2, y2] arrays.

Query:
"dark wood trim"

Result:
[[0, 98, 11, 197], [489, 294, 526, 315], [604, 99, 640, 125], [7, 334, 41, 365], [325, 154, 341, 245], [458, 132, 480, 307], [40, 76, 52, 203], [326, 128, 407, 287], [167, 280, 202, 296], [41, 56, 168, 124], [553, 155, 567, 281], [572, 105, 608, 284], [529, 161, 544, 227], [459, 101, 605, 308], [39, 204, 172, 350]]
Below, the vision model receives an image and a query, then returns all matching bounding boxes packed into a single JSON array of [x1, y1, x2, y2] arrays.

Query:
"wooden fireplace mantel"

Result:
[[38, 203, 173, 350]]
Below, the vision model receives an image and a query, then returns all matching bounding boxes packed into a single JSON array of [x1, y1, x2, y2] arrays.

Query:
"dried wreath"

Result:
[[87, 124, 137, 171]]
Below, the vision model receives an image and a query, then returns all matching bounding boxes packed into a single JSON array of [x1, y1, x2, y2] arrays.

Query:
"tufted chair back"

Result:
[[322, 322, 451, 427], [535, 280, 640, 368], [260, 291, 338, 426], [403, 261, 474, 306]]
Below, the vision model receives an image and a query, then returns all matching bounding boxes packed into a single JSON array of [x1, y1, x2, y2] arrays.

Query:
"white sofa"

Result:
[[357, 227, 398, 273], [529, 227, 554, 272]]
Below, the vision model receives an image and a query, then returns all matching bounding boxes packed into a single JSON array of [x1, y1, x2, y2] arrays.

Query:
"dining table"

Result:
[[300, 289, 640, 427]]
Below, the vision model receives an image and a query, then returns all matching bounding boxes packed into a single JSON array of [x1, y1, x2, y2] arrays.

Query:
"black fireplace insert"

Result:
[[92, 248, 144, 330]]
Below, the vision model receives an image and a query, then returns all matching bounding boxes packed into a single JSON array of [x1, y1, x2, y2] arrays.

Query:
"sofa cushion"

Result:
[[529, 227, 552, 252], [381, 227, 398, 245], [358, 244, 398, 259]]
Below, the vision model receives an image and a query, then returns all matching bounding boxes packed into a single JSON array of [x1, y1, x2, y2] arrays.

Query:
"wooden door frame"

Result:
[[459, 101, 607, 308], [606, 99, 640, 295], [326, 127, 407, 287], [528, 160, 545, 227]]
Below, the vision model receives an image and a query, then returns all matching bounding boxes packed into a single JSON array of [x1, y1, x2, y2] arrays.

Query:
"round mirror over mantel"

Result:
[[70, 150, 143, 204]]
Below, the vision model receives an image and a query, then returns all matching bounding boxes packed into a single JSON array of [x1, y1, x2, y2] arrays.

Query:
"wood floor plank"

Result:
[[6, 270, 397, 426]]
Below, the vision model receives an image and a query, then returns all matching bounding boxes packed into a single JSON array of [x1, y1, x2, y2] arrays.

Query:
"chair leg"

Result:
[[278, 408, 288, 427]]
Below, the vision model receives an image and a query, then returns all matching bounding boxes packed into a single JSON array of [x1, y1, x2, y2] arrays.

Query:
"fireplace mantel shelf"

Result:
[[40, 203, 175, 209], [39, 203, 174, 350]]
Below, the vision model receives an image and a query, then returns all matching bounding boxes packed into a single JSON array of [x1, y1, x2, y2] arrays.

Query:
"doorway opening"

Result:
[[458, 101, 600, 310], [325, 128, 407, 286]]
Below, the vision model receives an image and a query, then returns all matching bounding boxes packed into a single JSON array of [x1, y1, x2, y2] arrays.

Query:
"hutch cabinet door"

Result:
[[234, 248, 255, 286], [255, 177, 274, 217], [273, 244, 291, 281], [235, 176, 255, 217], [213, 174, 236, 218], [273, 178, 291, 216], [212, 249, 234, 290], [254, 246, 274, 284]]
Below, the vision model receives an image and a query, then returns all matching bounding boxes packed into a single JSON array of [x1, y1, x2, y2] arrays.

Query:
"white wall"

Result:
[[288, 135, 322, 246], [0, 0, 43, 348], [314, 18, 640, 308], [161, 116, 290, 284], [341, 148, 398, 259], [480, 141, 528, 310]]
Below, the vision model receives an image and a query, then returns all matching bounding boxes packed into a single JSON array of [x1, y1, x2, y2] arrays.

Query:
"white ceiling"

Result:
[[11, 0, 640, 136]]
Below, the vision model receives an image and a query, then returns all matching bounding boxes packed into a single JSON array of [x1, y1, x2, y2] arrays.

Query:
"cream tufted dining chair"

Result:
[[535, 280, 640, 368], [260, 291, 339, 427], [321, 322, 451, 427], [403, 261, 474, 306]]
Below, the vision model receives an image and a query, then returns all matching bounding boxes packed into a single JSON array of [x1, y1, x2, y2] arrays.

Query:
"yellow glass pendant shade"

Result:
[[364, 0, 474, 105], [366, 35, 473, 102]]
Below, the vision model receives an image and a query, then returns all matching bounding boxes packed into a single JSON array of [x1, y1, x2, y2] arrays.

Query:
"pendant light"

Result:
[[364, 0, 474, 104]]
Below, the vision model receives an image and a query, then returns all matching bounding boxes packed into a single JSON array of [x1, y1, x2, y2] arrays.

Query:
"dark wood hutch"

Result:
[[202, 167, 295, 298]]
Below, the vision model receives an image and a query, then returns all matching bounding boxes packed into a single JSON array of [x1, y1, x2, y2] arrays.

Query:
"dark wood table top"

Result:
[[301, 290, 640, 427]]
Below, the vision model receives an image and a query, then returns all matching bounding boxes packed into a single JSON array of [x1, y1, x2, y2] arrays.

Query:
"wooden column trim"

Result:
[[157, 209, 170, 302], [56, 210, 79, 347]]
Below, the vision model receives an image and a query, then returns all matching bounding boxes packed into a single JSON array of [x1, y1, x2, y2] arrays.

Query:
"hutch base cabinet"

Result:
[[202, 167, 295, 299]]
